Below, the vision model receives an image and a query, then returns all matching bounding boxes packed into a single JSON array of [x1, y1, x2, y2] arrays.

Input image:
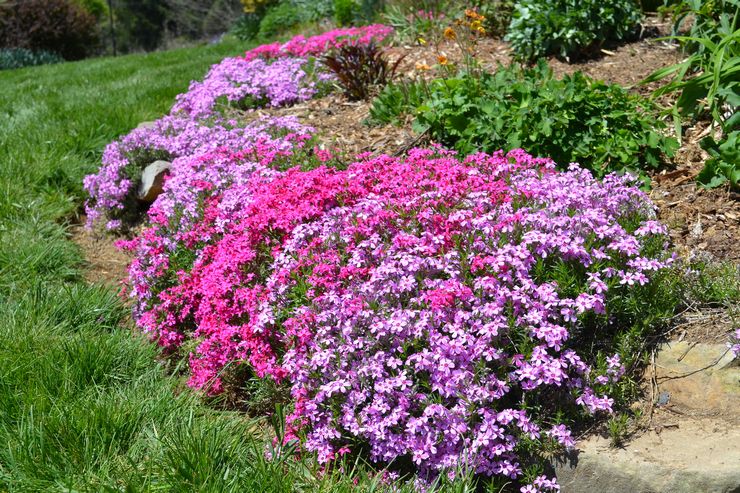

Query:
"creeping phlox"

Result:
[[83, 115, 311, 230], [120, 144, 671, 488], [84, 25, 393, 231], [86, 25, 676, 490], [172, 57, 335, 120], [243, 25, 394, 61]]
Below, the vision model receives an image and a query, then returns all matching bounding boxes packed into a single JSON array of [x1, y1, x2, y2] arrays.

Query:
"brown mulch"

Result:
[[650, 122, 740, 264], [245, 94, 420, 158]]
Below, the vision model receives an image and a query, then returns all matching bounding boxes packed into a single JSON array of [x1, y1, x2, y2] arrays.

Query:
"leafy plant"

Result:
[[231, 13, 263, 40], [382, 3, 449, 44], [258, 0, 302, 39], [607, 413, 630, 447], [505, 0, 642, 61], [292, 0, 335, 22], [321, 42, 404, 100], [643, 25, 739, 136], [0, 48, 64, 70], [334, 0, 359, 26], [412, 61, 677, 180], [663, 0, 740, 56], [367, 80, 426, 125], [643, 1, 738, 187], [698, 131, 740, 189], [472, 0, 514, 38]]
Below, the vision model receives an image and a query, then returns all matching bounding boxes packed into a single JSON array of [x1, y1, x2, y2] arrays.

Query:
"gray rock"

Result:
[[552, 425, 740, 493], [137, 160, 171, 202], [551, 342, 740, 493], [136, 121, 156, 130]]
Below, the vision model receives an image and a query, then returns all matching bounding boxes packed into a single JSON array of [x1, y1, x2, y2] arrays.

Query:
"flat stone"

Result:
[[655, 342, 740, 419], [553, 421, 740, 493], [552, 341, 740, 492], [137, 160, 171, 202]]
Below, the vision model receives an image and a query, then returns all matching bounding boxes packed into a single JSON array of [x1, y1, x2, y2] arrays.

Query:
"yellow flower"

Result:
[[443, 27, 457, 40], [437, 55, 449, 65]]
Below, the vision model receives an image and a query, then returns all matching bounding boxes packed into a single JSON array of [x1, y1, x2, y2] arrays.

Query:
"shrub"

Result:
[[74, 0, 108, 19], [334, 0, 358, 26], [292, 0, 335, 22], [0, 0, 100, 60], [0, 48, 63, 71], [411, 62, 677, 181], [232, 13, 263, 40], [258, 1, 302, 39], [505, 0, 642, 61], [321, 42, 404, 100]]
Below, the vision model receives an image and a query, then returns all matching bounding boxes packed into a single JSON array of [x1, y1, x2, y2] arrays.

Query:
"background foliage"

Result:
[[505, 0, 643, 61]]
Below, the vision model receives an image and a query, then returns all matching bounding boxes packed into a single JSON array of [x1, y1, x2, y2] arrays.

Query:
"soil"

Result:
[[71, 221, 131, 286]]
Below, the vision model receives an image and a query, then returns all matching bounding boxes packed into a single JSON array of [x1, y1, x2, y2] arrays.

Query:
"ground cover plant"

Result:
[[84, 24, 392, 231], [116, 140, 678, 488], [0, 38, 330, 492]]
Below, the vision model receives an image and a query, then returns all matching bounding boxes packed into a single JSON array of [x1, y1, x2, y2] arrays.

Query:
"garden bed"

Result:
[[73, 16, 739, 492]]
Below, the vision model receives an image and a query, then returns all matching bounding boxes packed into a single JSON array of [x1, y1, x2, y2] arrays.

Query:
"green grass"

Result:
[[0, 39, 420, 492]]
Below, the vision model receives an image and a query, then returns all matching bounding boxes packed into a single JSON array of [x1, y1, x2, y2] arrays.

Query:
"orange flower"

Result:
[[443, 27, 457, 40], [465, 9, 485, 21], [437, 54, 449, 65], [415, 61, 431, 71]]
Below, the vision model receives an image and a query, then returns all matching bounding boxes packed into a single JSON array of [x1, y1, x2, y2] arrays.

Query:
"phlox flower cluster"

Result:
[[85, 23, 677, 488], [731, 328, 740, 358], [120, 145, 672, 484], [83, 115, 311, 230], [84, 25, 396, 230], [172, 57, 334, 119], [243, 25, 394, 61], [263, 150, 671, 478]]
